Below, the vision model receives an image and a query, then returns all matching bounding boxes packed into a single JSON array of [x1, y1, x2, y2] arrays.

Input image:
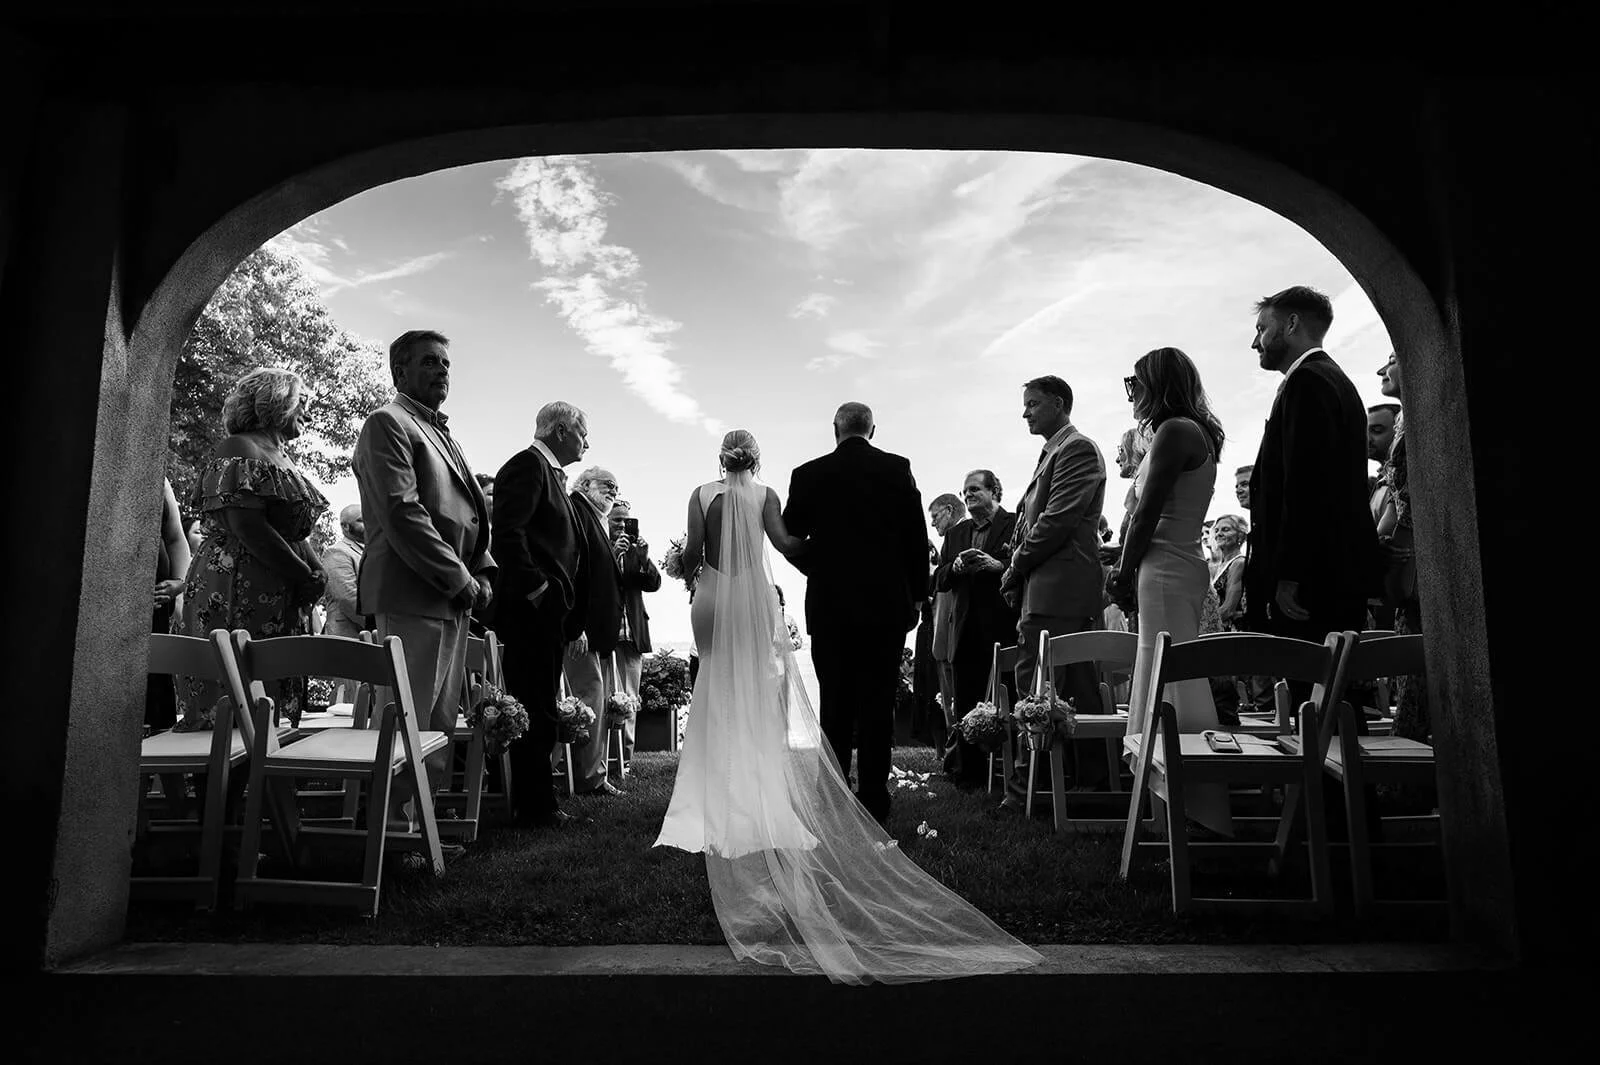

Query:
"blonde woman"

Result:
[[1210, 514, 1249, 629]]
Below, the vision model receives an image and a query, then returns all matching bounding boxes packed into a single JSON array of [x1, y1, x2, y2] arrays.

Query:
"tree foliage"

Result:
[[168, 244, 392, 547]]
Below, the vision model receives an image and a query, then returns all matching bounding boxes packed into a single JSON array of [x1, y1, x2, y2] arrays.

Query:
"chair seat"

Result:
[[1280, 734, 1433, 764], [263, 729, 448, 775], [141, 729, 246, 770], [1126, 731, 1294, 769]]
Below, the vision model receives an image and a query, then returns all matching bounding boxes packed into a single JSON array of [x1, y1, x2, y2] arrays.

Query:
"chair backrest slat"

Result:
[[1344, 633, 1425, 683], [1041, 629, 1138, 668], [148, 631, 228, 679], [1160, 632, 1333, 686], [240, 633, 400, 686]]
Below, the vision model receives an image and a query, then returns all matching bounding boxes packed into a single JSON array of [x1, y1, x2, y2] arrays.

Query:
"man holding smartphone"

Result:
[[608, 499, 662, 764]]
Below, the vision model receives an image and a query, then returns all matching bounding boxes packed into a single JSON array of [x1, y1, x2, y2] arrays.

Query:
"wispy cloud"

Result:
[[268, 221, 454, 296], [807, 330, 881, 371], [980, 283, 1105, 359], [324, 252, 455, 295], [495, 157, 722, 436], [789, 292, 838, 319]]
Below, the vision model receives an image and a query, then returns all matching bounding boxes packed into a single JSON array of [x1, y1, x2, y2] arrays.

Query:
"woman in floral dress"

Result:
[[177, 368, 328, 730]]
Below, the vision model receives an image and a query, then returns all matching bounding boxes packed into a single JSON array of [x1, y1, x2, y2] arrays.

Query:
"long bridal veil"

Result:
[[655, 470, 1042, 984]]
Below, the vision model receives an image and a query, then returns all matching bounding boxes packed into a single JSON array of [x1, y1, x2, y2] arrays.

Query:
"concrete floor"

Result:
[[24, 939, 1542, 1064]]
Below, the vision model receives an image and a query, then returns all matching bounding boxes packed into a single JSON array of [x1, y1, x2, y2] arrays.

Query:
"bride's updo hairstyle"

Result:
[[719, 429, 761, 474]]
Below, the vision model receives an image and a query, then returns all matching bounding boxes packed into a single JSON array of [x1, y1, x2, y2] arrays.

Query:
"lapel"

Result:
[[1022, 423, 1075, 514], [403, 403, 473, 498], [529, 446, 573, 521]]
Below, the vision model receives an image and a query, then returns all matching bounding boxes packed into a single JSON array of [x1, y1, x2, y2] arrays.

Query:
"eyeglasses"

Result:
[[595, 481, 618, 493], [1123, 376, 1140, 402]]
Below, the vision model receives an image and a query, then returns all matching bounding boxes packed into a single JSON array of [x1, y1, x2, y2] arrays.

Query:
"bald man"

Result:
[[320, 504, 367, 640]]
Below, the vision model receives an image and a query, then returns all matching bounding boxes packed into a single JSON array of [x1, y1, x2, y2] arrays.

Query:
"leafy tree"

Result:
[[168, 244, 392, 550]]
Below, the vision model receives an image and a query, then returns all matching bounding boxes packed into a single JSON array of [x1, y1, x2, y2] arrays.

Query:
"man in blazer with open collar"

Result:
[[1244, 287, 1383, 646], [490, 401, 589, 828], [999, 375, 1108, 806], [353, 329, 495, 834]]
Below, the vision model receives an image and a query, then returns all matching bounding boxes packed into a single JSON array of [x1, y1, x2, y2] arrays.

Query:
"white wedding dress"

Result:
[[654, 471, 1042, 984]]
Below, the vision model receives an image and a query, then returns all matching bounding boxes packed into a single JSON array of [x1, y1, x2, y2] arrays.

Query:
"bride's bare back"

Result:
[[685, 479, 802, 572]]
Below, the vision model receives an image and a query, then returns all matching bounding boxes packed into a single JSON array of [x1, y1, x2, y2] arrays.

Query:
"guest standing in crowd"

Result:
[[927, 492, 964, 745], [179, 368, 327, 730], [608, 498, 661, 764], [1211, 514, 1248, 629], [1376, 351, 1428, 741], [565, 465, 625, 796], [146, 476, 191, 813], [1106, 347, 1232, 837], [1243, 287, 1382, 655], [933, 470, 1019, 788], [1000, 375, 1107, 810], [353, 330, 495, 838], [318, 502, 366, 704], [1365, 402, 1401, 632], [1114, 425, 1150, 546], [491, 401, 588, 828]]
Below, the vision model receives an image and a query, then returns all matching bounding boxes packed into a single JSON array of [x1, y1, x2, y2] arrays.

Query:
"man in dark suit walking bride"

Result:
[[782, 402, 928, 825]]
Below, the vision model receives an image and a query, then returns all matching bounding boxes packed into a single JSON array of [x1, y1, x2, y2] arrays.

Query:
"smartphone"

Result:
[[623, 518, 640, 539], [1204, 730, 1242, 753]]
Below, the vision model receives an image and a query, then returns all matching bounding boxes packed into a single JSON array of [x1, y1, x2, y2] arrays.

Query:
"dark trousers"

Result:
[[1264, 602, 1381, 842], [945, 627, 1011, 782], [499, 606, 566, 820], [810, 625, 903, 821], [1007, 612, 1106, 803]]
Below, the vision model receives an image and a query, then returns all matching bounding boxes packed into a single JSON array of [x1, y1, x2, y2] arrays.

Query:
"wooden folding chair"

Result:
[[435, 630, 503, 842], [229, 630, 448, 916], [1118, 631, 1351, 915], [986, 642, 1018, 795], [132, 630, 250, 911], [1312, 631, 1438, 917], [1025, 629, 1140, 832], [555, 671, 579, 796]]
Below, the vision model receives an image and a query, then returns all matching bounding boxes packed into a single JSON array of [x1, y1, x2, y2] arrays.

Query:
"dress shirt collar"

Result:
[[1281, 347, 1325, 383], [397, 391, 449, 429], [1042, 420, 1075, 455], [530, 438, 565, 479], [340, 535, 365, 557]]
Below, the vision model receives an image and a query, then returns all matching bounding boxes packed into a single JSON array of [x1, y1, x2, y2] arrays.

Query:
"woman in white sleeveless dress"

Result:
[[655, 430, 1041, 984], [1106, 348, 1233, 837]]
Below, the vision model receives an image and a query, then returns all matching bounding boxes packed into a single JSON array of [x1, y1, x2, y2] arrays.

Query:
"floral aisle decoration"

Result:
[[1011, 682, 1076, 752], [605, 689, 640, 729], [957, 701, 1006, 752], [554, 694, 596, 746], [889, 765, 938, 798], [640, 652, 691, 715], [915, 820, 940, 840], [462, 683, 531, 756], [660, 535, 702, 596]]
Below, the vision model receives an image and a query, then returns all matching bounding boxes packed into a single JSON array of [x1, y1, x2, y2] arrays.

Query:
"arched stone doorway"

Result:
[[42, 111, 1500, 967]]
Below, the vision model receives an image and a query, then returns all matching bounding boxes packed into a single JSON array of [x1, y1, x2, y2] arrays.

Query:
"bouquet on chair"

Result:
[[605, 690, 640, 728], [463, 683, 530, 757], [555, 695, 596, 746], [785, 615, 804, 651], [957, 701, 1006, 752], [1011, 683, 1076, 751], [660, 535, 701, 596]]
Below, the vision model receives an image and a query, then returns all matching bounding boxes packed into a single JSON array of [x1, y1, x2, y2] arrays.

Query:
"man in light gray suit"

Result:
[[353, 329, 495, 834], [999, 374, 1108, 808], [318, 502, 366, 702]]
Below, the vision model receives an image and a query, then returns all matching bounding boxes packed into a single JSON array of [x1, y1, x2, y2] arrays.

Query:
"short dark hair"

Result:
[[1367, 402, 1401, 418], [963, 469, 1002, 504], [834, 402, 873, 437], [389, 330, 450, 382], [1253, 286, 1333, 335], [1022, 375, 1073, 415], [1235, 464, 1254, 476], [930, 492, 963, 518]]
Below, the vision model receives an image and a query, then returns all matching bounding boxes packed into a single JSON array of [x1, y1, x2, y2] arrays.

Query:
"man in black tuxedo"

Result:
[[489, 401, 590, 828], [1244, 285, 1383, 648], [932, 469, 1019, 788], [783, 402, 927, 825]]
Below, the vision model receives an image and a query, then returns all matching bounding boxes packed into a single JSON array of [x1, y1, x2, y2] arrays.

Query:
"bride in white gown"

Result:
[[655, 430, 1042, 985]]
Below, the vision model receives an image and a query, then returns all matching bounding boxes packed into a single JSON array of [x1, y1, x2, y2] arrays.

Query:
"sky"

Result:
[[270, 148, 1396, 647]]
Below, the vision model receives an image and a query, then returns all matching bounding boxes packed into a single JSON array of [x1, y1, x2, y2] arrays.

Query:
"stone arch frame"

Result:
[[57, 112, 1506, 962]]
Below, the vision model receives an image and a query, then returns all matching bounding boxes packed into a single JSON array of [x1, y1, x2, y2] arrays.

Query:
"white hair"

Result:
[[534, 401, 585, 439], [573, 466, 617, 494]]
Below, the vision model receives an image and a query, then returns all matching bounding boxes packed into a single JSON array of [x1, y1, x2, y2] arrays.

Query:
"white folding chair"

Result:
[[436, 630, 504, 842], [1315, 631, 1439, 917], [132, 630, 250, 911], [986, 642, 1018, 795], [1119, 631, 1351, 915], [229, 630, 448, 916], [1026, 629, 1141, 832]]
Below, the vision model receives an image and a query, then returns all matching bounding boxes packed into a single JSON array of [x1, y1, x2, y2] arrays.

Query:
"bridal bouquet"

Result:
[[555, 694, 596, 746], [785, 615, 804, 652], [462, 683, 530, 757], [605, 690, 640, 728], [660, 535, 701, 595], [957, 701, 1006, 752], [1011, 683, 1076, 751]]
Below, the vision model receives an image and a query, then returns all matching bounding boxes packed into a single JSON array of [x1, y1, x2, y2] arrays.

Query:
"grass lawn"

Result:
[[124, 746, 1448, 947]]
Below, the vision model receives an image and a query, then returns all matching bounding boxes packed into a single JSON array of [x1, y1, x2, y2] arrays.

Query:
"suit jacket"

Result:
[[782, 437, 927, 636], [1245, 351, 1383, 626], [618, 537, 662, 653], [930, 577, 958, 663], [569, 492, 623, 655], [488, 446, 582, 640], [1009, 423, 1107, 619], [933, 507, 1021, 656], [352, 398, 494, 620], [318, 537, 365, 636]]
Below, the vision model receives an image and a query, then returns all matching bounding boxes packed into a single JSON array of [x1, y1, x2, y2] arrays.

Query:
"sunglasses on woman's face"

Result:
[[1123, 376, 1140, 402]]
